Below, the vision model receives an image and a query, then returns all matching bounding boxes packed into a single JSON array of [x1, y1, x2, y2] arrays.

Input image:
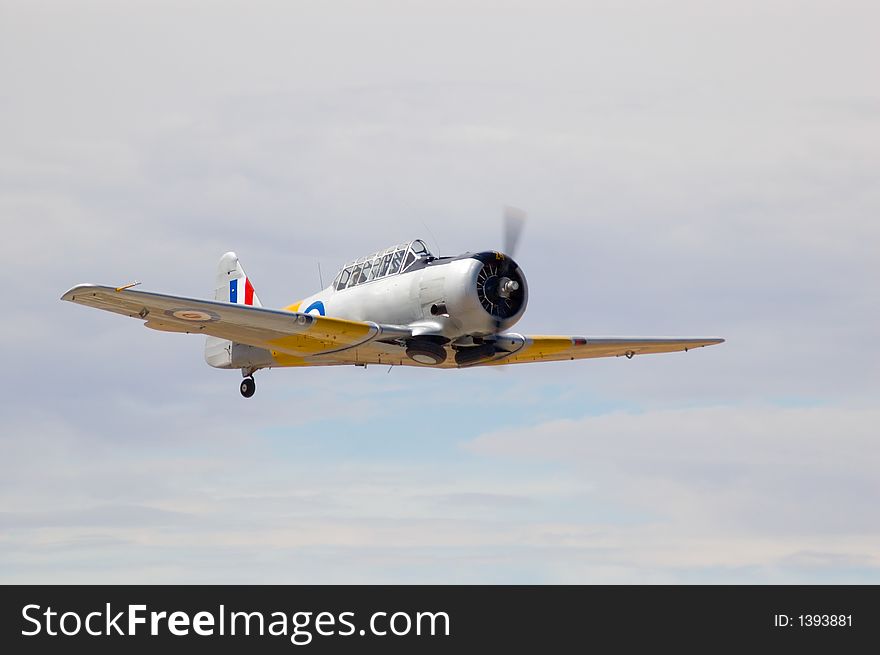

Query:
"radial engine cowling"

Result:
[[424, 251, 529, 338], [468, 251, 528, 333]]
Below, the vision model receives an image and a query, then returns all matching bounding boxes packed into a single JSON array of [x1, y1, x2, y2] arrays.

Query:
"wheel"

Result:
[[240, 376, 256, 398], [405, 339, 447, 365]]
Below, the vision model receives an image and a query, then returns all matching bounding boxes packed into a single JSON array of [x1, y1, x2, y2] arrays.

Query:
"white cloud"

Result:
[[463, 405, 880, 577]]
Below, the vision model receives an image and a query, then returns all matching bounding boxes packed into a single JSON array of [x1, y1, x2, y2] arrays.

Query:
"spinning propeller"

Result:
[[503, 205, 527, 259], [480, 206, 528, 334]]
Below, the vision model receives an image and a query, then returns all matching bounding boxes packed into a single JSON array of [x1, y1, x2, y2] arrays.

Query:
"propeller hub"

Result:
[[498, 278, 519, 298]]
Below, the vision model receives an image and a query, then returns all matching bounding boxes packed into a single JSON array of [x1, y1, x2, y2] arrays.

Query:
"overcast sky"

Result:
[[1, 0, 878, 583]]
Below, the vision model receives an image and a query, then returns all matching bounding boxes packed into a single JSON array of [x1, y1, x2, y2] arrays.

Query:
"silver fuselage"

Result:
[[293, 253, 528, 340]]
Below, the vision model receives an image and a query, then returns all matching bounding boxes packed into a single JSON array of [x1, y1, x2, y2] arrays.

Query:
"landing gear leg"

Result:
[[240, 376, 256, 398]]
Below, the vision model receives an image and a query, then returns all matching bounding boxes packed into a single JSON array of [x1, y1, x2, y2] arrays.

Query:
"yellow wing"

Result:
[[485, 335, 724, 365], [61, 285, 723, 369], [60, 284, 410, 358]]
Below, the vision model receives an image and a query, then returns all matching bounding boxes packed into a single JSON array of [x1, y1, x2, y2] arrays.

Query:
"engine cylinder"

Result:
[[473, 252, 528, 329]]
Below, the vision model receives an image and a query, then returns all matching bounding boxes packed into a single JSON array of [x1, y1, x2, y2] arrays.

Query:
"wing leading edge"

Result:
[[61, 285, 723, 369], [484, 335, 724, 366]]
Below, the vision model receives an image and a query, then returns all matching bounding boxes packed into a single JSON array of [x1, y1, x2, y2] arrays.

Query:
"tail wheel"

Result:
[[240, 376, 256, 398], [406, 340, 447, 365]]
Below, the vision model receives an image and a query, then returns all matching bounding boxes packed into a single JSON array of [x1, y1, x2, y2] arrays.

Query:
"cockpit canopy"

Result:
[[331, 239, 433, 291]]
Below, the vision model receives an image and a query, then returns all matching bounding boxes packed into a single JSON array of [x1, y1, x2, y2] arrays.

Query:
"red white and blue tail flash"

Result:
[[229, 277, 256, 305], [213, 251, 262, 308]]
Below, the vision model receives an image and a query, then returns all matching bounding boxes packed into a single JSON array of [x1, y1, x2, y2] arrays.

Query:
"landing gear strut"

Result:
[[240, 376, 256, 398]]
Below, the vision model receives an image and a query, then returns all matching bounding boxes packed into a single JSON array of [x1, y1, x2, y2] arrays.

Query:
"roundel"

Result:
[[164, 308, 220, 322]]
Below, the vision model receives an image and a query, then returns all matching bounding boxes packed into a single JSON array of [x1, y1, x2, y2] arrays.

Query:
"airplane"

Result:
[[61, 209, 724, 397]]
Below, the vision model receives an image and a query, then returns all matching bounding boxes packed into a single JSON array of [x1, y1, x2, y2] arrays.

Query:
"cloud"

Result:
[[0, 505, 193, 530], [465, 405, 880, 565]]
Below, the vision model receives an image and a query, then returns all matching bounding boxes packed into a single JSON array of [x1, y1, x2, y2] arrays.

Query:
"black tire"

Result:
[[240, 377, 256, 398], [405, 340, 447, 365]]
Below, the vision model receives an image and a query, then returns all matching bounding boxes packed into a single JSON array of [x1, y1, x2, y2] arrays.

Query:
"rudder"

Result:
[[213, 251, 262, 307], [205, 252, 272, 370]]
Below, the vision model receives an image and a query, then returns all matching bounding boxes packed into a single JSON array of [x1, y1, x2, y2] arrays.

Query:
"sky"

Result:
[[1, 0, 878, 583]]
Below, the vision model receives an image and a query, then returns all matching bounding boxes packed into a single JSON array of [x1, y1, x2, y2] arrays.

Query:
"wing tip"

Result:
[[60, 283, 102, 302]]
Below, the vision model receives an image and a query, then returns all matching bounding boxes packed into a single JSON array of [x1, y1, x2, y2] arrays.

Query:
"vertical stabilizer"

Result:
[[206, 252, 272, 369], [213, 251, 262, 307]]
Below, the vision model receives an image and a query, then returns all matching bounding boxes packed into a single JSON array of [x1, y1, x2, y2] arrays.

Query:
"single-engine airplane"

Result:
[[62, 208, 723, 397]]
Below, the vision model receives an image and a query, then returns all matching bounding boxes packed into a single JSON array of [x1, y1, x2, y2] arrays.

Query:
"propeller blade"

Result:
[[502, 205, 527, 257]]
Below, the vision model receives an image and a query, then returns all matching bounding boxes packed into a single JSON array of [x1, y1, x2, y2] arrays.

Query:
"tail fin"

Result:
[[214, 251, 262, 307], [205, 252, 272, 370]]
